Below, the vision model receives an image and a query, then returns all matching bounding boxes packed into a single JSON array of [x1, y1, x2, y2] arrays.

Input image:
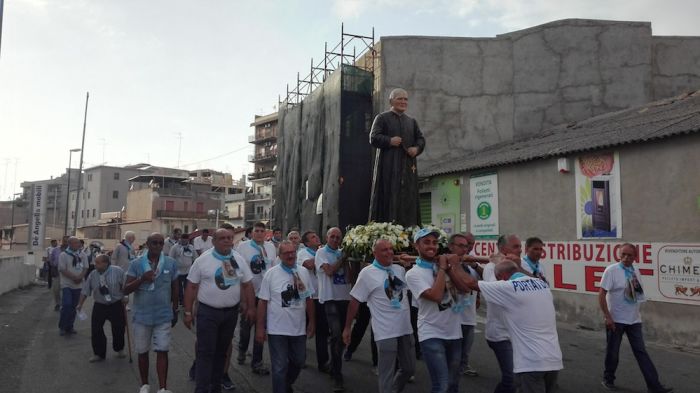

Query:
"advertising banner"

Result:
[[472, 240, 700, 306], [575, 152, 622, 239], [420, 175, 461, 235], [469, 173, 498, 238], [28, 183, 48, 251]]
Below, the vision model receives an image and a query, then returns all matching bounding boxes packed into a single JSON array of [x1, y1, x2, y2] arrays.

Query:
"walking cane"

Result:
[[123, 302, 133, 363]]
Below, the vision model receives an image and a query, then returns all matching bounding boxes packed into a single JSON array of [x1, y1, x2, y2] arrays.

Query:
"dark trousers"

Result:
[[604, 323, 663, 391], [268, 335, 306, 393], [517, 371, 558, 393], [195, 303, 239, 393], [324, 300, 349, 382], [177, 274, 188, 305], [238, 298, 264, 368], [487, 339, 515, 393], [408, 291, 421, 358], [91, 302, 125, 358], [58, 288, 81, 331], [347, 302, 378, 365], [313, 299, 330, 368]]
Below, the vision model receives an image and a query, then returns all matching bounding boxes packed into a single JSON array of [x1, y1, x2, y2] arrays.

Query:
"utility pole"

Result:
[[175, 132, 183, 168], [0, 0, 5, 59], [73, 92, 89, 235], [99, 138, 107, 164]]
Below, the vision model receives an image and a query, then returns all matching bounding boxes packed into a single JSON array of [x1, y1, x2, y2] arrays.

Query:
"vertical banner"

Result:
[[29, 183, 48, 251], [575, 152, 622, 239], [470, 173, 499, 238], [419, 175, 461, 234]]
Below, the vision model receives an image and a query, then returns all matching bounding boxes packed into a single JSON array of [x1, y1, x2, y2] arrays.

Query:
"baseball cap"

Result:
[[413, 228, 440, 243]]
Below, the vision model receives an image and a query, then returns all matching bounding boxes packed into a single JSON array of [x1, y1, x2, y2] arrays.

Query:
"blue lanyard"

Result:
[[324, 244, 341, 258], [509, 272, 527, 281], [523, 255, 540, 276], [305, 247, 317, 257]]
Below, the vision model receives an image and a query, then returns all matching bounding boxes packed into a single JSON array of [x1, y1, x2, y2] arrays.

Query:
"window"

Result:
[[183, 201, 189, 211], [112, 190, 119, 199], [87, 174, 93, 181], [86, 210, 90, 218], [114, 172, 120, 180], [87, 192, 91, 199], [81, 210, 84, 218], [184, 225, 189, 233], [92, 209, 96, 217], [196, 202, 204, 213], [165, 200, 175, 211], [71, 211, 75, 219], [72, 194, 75, 200]]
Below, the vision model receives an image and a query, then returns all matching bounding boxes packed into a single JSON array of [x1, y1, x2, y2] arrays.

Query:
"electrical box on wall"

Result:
[[558, 158, 570, 173]]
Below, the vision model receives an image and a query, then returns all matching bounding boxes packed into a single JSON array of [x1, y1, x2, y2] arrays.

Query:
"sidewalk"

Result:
[[0, 284, 696, 393]]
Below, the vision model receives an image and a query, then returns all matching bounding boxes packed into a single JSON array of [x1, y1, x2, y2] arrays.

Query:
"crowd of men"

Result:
[[43, 223, 674, 393]]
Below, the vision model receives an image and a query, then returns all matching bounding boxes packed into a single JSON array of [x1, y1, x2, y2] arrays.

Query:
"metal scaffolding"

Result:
[[280, 24, 375, 108]]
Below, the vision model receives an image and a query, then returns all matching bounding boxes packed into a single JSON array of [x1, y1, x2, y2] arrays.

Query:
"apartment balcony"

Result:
[[247, 193, 272, 202], [248, 132, 277, 144], [245, 212, 271, 221], [248, 152, 277, 163], [248, 170, 275, 181], [155, 210, 211, 220]]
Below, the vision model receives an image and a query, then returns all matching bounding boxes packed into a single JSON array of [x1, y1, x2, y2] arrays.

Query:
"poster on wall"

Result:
[[574, 152, 622, 239], [419, 176, 461, 235], [469, 173, 498, 238]]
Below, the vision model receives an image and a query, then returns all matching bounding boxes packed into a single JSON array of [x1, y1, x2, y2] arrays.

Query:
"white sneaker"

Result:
[[157, 389, 173, 393], [138, 384, 150, 393], [116, 350, 126, 358], [88, 355, 104, 363]]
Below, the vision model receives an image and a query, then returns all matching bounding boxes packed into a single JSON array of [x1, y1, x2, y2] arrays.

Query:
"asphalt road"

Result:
[[0, 284, 696, 393]]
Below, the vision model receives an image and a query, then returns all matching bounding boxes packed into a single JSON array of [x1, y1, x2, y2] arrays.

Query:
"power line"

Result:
[[179, 145, 250, 168]]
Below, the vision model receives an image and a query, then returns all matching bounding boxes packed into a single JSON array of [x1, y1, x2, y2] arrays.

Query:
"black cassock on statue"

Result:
[[368, 110, 426, 226]]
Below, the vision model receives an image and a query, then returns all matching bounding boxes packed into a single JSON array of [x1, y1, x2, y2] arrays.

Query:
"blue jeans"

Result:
[[419, 338, 462, 393], [605, 323, 663, 391], [268, 334, 306, 393], [487, 339, 515, 393], [58, 288, 81, 332]]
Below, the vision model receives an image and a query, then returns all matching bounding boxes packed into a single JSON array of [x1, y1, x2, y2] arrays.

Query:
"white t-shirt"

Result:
[[600, 263, 643, 325], [460, 265, 479, 326], [482, 262, 510, 341], [193, 236, 214, 253], [237, 240, 278, 295], [405, 263, 462, 342], [314, 246, 351, 303], [296, 247, 318, 299], [258, 264, 315, 336], [350, 263, 413, 341], [169, 243, 197, 275], [479, 276, 563, 373], [187, 250, 253, 308], [521, 256, 548, 283]]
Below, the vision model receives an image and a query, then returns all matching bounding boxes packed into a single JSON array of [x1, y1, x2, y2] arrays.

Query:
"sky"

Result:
[[1, 0, 699, 200]]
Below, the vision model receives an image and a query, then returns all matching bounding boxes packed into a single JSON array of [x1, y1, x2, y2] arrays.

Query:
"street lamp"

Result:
[[63, 148, 81, 236], [9, 192, 24, 250], [208, 206, 229, 228]]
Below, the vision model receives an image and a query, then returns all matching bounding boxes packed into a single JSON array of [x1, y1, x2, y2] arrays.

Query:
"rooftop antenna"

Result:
[[174, 132, 183, 168]]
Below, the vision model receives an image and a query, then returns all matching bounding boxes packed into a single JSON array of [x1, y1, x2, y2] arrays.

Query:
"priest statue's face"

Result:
[[389, 89, 408, 113]]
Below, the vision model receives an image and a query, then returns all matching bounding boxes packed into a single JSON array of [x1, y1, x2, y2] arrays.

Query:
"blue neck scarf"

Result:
[[509, 272, 527, 281], [281, 263, 297, 274], [305, 246, 317, 257], [415, 257, 437, 272], [523, 255, 540, 276], [372, 259, 392, 272], [324, 244, 341, 258]]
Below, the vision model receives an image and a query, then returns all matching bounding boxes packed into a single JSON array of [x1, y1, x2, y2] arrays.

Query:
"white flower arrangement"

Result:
[[342, 222, 448, 260]]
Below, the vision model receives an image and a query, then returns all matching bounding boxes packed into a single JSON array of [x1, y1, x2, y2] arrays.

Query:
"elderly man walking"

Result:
[[58, 236, 88, 336], [123, 233, 179, 393], [49, 236, 69, 311], [256, 240, 315, 393], [169, 232, 197, 307], [185, 228, 256, 393], [77, 254, 127, 362], [599, 244, 673, 393], [343, 238, 415, 393], [112, 231, 137, 271]]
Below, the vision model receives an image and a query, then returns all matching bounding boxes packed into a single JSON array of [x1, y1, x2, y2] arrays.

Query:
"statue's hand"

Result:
[[390, 136, 402, 146], [406, 147, 419, 157]]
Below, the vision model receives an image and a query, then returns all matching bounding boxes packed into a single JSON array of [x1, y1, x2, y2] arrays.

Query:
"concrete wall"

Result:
[[376, 19, 700, 172], [0, 255, 37, 296], [457, 133, 700, 348]]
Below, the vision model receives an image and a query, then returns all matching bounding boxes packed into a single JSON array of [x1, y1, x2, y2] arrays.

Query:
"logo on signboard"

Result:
[[657, 246, 700, 301], [477, 202, 491, 220]]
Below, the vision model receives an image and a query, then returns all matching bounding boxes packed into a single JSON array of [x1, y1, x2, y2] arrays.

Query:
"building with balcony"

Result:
[[247, 112, 278, 227]]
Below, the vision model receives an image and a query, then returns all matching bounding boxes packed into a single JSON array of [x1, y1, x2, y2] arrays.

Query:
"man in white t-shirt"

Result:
[[169, 232, 196, 307], [58, 236, 88, 336], [457, 260, 563, 393], [184, 228, 255, 393], [297, 230, 330, 373], [599, 243, 672, 393], [256, 241, 315, 393], [235, 221, 277, 374], [193, 229, 214, 256], [447, 233, 480, 377], [521, 237, 548, 283], [481, 233, 521, 393], [315, 227, 350, 392], [163, 227, 181, 256], [405, 228, 464, 393], [342, 238, 414, 393]]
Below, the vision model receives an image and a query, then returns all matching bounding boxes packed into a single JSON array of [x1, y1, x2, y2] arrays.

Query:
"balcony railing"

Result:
[[156, 210, 211, 219], [248, 152, 277, 163], [248, 170, 275, 181], [247, 193, 272, 201], [245, 212, 270, 221]]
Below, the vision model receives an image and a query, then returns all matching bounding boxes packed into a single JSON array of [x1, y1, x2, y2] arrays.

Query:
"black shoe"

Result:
[[649, 387, 674, 393], [221, 373, 235, 390], [67, 328, 77, 335], [318, 362, 331, 374], [601, 380, 618, 391], [332, 379, 345, 392], [237, 352, 246, 365], [251, 365, 270, 376], [54, 305, 60, 311], [189, 360, 196, 381], [343, 349, 353, 361]]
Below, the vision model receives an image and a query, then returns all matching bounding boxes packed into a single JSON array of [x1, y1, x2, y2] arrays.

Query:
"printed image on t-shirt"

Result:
[[215, 259, 240, 290], [624, 275, 645, 303], [333, 265, 346, 285], [281, 283, 303, 308], [250, 254, 266, 274], [384, 274, 405, 304]]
